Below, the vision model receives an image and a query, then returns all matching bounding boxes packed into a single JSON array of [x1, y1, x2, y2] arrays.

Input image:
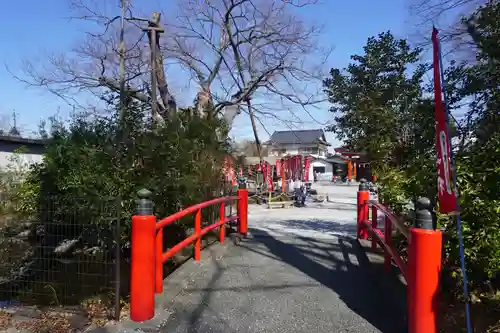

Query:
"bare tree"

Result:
[[407, 0, 486, 60], [15, 1, 168, 119], [13, 0, 328, 140], [166, 0, 328, 157], [234, 139, 268, 157]]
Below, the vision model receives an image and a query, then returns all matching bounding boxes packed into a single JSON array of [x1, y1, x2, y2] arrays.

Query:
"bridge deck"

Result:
[[119, 184, 407, 333]]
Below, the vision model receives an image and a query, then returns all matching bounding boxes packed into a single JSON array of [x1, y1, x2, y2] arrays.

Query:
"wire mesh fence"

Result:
[[0, 196, 121, 318], [0, 177, 233, 308]]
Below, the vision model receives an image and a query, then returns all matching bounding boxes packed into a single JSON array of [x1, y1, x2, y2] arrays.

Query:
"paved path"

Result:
[[121, 184, 407, 333]]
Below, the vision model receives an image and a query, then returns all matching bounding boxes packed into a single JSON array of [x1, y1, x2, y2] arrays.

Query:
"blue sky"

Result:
[[0, 0, 413, 147]]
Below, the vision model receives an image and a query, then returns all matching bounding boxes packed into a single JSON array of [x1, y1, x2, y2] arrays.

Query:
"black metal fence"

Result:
[[0, 196, 121, 318]]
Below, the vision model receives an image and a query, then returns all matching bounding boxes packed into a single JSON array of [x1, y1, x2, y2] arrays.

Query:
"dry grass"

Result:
[[0, 309, 12, 330], [14, 312, 73, 333]]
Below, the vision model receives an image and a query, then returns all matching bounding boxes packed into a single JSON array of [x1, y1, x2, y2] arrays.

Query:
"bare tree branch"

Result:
[[407, 0, 486, 60], [12, 0, 328, 132], [166, 0, 329, 125]]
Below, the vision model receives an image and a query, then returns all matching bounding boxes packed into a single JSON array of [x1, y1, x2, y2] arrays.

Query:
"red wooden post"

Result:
[[237, 188, 248, 237], [383, 214, 392, 273], [357, 180, 369, 239], [130, 189, 156, 322], [155, 228, 163, 294], [219, 202, 225, 244], [194, 209, 201, 261], [408, 198, 442, 333], [371, 205, 378, 249]]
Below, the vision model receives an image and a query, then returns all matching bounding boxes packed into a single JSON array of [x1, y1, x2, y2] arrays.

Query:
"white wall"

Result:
[[308, 159, 333, 181], [268, 143, 328, 158], [0, 151, 43, 170]]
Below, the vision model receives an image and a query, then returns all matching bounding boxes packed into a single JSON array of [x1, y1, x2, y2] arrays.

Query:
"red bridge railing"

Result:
[[130, 188, 249, 322], [357, 180, 443, 333]]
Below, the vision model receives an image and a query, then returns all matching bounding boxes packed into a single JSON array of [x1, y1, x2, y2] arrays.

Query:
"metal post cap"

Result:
[[416, 197, 432, 210], [415, 197, 433, 230], [136, 188, 154, 216], [137, 188, 152, 199], [358, 178, 368, 191]]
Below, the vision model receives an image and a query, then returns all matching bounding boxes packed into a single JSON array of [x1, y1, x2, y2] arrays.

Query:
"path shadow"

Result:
[[246, 225, 408, 333]]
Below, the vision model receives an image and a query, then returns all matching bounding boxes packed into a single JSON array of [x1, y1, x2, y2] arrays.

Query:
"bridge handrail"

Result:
[[156, 196, 239, 229], [367, 200, 409, 238], [362, 200, 409, 280], [357, 180, 443, 333], [130, 188, 249, 322], [156, 195, 240, 287]]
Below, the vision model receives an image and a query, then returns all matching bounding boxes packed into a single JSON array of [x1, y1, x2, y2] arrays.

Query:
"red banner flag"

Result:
[[261, 162, 267, 186], [268, 165, 274, 191], [286, 158, 291, 179], [432, 28, 458, 214], [262, 162, 273, 191], [295, 155, 301, 179], [303, 156, 312, 181], [276, 160, 282, 177]]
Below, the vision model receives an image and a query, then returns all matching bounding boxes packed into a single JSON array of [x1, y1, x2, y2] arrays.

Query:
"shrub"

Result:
[[0, 99, 233, 306], [26, 100, 232, 242]]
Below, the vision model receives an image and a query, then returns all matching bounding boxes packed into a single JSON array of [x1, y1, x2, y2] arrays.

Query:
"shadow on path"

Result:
[[246, 224, 408, 333], [149, 221, 407, 333]]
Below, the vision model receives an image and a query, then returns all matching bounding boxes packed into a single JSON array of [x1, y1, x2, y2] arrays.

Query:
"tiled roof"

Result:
[[267, 129, 329, 145]]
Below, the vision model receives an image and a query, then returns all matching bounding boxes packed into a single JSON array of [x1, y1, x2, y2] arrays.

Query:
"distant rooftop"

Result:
[[266, 129, 330, 146], [333, 147, 365, 155], [0, 135, 46, 146]]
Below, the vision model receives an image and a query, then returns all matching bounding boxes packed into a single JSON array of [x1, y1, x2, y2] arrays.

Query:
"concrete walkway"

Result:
[[118, 184, 407, 333]]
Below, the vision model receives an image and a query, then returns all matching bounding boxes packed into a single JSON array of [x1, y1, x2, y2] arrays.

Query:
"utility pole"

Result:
[[118, 0, 127, 125], [10, 111, 20, 137], [115, 0, 128, 171], [143, 13, 165, 118]]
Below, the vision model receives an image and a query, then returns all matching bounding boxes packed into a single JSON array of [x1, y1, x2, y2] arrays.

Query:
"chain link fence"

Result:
[[0, 196, 121, 319]]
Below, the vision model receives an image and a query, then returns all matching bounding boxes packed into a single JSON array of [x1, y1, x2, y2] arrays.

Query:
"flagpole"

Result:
[[434, 27, 473, 333]]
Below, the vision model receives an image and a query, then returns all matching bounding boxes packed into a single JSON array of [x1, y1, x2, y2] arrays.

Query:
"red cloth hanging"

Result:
[[262, 162, 267, 185], [303, 156, 312, 181], [295, 156, 300, 179], [268, 164, 274, 191], [283, 158, 288, 178]]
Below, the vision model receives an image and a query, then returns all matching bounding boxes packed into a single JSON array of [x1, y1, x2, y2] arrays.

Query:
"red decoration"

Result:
[[432, 28, 457, 214], [303, 156, 312, 181]]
